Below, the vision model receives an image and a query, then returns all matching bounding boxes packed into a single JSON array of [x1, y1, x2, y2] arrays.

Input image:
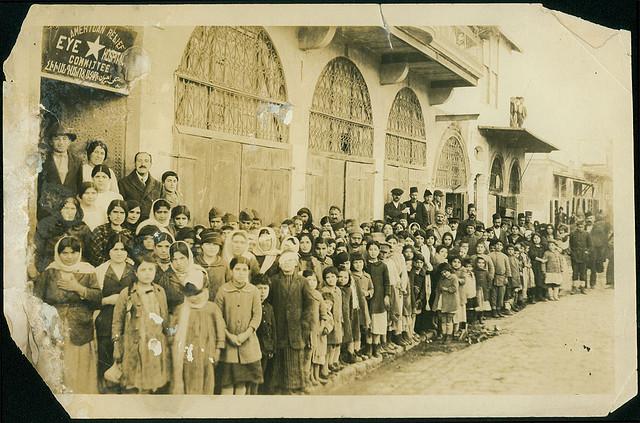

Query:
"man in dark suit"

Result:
[[384, 188, 409, 224], [458, 203, 478, 240], [490, 213, 509, 245], [37, 126, 82, 220], [404, 186, 428, 229], [118, 152, 162, 219]]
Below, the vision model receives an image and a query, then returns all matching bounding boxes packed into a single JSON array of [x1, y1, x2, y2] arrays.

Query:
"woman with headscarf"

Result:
[[123, 200, 142, 233], [153, 232, 175, 283], [136, 199, 173, 236], [94, 233, 136, 393], [33, 236, 102, 394], [297, 207, 314, 233], [252, 227, 281, 275], [159, 240, 210, 314], [80, 140, 120, 194], [222, 230, 260, 279], [89, 199, 132, 266], [34, 196, 93, 273], [298, 233, 323, 283], [92, 164, 123, 216], [169, 241, 225, 394]]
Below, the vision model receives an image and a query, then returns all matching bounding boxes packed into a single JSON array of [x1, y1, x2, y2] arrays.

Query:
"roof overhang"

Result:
[[478, 126, 559, 153], [335, 26, 482, 88]]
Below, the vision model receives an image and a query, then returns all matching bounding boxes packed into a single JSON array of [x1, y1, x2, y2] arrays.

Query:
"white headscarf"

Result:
[[169, 240, 206, 290], [280, 236, 300, 255], [135, 199, 173, 235], [46, 236, 95, 274]]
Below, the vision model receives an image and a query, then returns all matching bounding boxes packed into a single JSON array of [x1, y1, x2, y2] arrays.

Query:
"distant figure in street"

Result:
[[118, 152, 162, 220], [569, 220, 592, 294]]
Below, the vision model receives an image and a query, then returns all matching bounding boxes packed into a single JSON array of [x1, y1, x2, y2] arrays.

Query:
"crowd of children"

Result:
[[30, 141, 614, 395]]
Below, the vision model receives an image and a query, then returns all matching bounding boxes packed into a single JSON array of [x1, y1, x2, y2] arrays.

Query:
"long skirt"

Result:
[[63, 340, 98, 394], [269, 347, 305, 391]]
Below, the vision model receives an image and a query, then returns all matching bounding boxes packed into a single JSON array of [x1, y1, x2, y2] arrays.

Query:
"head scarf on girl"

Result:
[[46, 236, 95, 274], [135, 199, 173, 235], [252, 226, 280, 274]]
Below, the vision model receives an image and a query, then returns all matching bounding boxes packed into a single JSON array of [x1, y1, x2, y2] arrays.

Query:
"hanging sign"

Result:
[[41, 26, 138, 94]]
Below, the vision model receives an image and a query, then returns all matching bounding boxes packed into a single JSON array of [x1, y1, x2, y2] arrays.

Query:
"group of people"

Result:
[[30, 127, 614, 396]]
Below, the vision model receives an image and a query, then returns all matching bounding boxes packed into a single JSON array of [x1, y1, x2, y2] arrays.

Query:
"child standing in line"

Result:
[[350, 252, 372, 359], [364, 241, 390, 358], [112, 255, 170, 394], [411, 253, 429, 335], [337, 268, 358, 364], [506, 244, 524, 311], [473, 256, 491, 322], [254, 276, 275, 394], [543, 239, 565, 301], [303, 270, 326, 385], [317, 292, 335, 382], [436, 263, 458, 344], [449, 256, 467, 338], [321, 267, 343, 373], [314, 237, 334, 273], [488, 239, 512, 318], [520, 242, 535, 303], [461, 257, 477, 324]]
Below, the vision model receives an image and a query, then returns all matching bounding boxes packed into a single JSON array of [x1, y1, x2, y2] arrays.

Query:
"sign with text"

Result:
[[41, 26, 138, 93]]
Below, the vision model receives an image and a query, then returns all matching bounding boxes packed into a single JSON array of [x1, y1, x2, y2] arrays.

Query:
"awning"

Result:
[[478, 126, 559, 153]]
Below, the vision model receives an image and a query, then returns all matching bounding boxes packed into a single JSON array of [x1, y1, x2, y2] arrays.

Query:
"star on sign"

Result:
[[85, 36, 105, 60]]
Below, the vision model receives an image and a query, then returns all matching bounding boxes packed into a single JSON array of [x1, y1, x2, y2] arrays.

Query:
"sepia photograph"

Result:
[[2, 3, 636, 419]]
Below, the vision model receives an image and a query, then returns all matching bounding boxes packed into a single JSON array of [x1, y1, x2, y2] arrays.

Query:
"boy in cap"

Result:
[[208, 207, 224, 230], [384, 188, 409, 224], [433, 190, 445, 217], [238, 209, 254, 231], [222, 213, 239, 230]]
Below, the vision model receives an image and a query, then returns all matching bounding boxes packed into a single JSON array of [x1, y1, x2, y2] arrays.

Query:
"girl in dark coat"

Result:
[[94, 233, 136, 392], [528, 233, 547, 301], [364, 241, 390, 357]]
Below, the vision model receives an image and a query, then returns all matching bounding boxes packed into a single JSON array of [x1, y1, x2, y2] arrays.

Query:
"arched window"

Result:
[[490, 155, 504, 192], [309, 57, 373, 157], [435, 136, 467, 189], [509, 160, 521, 194], [175, 26, 289, 143], [385, 87, 427, 166]]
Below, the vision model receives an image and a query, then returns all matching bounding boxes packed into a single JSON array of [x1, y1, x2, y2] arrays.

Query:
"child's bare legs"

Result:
[[221, 385, 234, 395], [553, 287, 560, 300], [547, 287, 553, 300], [234, 383, 247, 395]]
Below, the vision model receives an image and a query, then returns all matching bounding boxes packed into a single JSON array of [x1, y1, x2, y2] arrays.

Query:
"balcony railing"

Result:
[[430, 26, 483, 68]]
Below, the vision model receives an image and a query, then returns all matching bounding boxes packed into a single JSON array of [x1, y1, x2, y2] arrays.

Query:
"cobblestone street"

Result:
[[323, 283, 614, 395]]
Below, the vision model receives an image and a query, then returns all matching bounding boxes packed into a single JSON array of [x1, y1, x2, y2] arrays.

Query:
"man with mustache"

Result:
[[118, 151, 163, 219]]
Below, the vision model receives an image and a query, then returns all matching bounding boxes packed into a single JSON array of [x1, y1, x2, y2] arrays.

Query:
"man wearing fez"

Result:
[[37, 124, 82, 220], [384, 188, 409, 224], [404, 186, 428, 229], [118, 152, 162, 219], [423, 189, 435, 227]]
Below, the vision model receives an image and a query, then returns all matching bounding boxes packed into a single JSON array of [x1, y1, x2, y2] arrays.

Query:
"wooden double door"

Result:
[[174, 132, 291, 226], [383, 164, 429, 204], [306, 154, 375, 224]]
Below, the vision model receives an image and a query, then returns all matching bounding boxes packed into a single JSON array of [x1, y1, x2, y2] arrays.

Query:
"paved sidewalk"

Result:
[[319, 285, 614, 395]]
